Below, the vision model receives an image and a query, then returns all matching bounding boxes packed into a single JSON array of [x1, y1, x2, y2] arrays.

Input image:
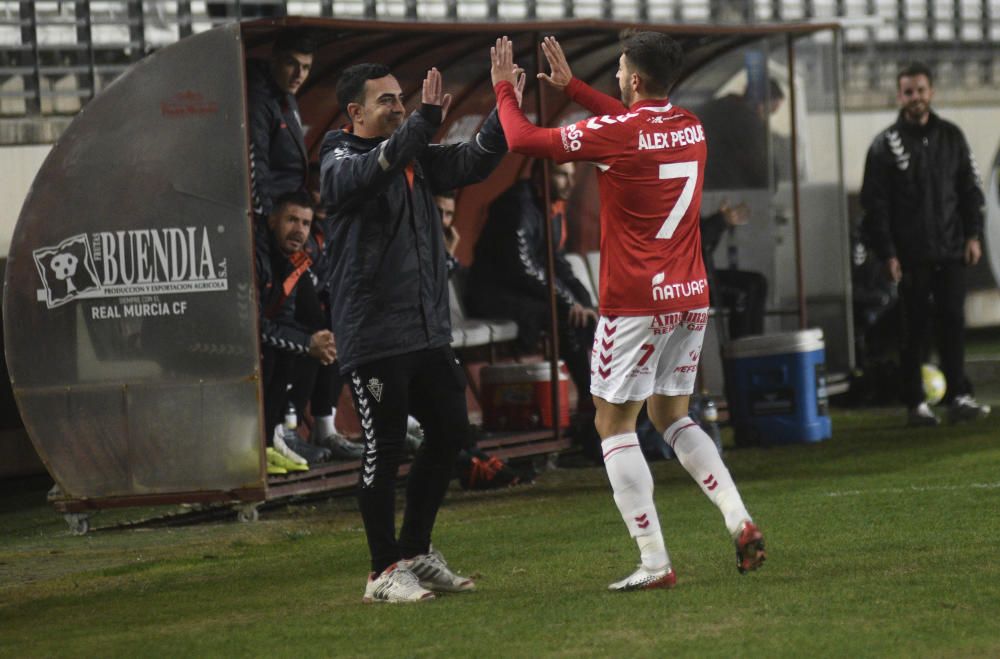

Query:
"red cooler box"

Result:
[[480, 362, 570, 431]]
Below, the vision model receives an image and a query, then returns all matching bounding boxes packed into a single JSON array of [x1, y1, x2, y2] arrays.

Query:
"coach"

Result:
[[320, 63, 511, 603], [860, 62, 989, 427]]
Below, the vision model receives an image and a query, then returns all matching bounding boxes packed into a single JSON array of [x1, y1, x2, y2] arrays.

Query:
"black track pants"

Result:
[[347, 346, 470, 575], [899, 260, 970, 407]]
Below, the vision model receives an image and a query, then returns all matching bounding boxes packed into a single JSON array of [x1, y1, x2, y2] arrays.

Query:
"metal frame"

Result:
[[1, 1, 997, 116]]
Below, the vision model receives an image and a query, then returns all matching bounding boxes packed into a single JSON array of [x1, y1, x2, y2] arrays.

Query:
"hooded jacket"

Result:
[[247, 60, 309, 218], [319, 105, 506, 372], [254, 224, 316, 356], [860, 110, 985, 266]]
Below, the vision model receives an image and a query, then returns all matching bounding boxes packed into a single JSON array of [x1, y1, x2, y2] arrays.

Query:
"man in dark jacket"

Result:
[[861, 62, 989, 426], [320, 63, 511, 603], [466, 160, 598, 402], [700, 200, 767, 340], [256, 191, 337, 469], [247, 29, 314, 220], [257, 190, 363, 471], [697, 78, 784, 191]]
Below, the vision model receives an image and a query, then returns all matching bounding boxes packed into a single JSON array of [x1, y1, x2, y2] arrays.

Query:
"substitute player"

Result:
[[490, 33, 765, 590]]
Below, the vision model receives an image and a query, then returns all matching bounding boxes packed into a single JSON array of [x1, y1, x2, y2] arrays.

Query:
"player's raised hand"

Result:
[[491, 36, 519, 88], [538, 36, 572, 90], [422, 67, 446, 107]]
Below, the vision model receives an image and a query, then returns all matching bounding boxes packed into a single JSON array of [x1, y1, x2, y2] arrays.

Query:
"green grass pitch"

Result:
[[1, 408, 999, 657]]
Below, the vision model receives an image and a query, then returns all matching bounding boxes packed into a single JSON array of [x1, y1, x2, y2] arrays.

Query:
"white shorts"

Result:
[[589, 309, 709, 404]]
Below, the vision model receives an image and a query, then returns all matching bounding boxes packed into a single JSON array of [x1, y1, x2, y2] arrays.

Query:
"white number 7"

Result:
[[656, 161, 698, 239]]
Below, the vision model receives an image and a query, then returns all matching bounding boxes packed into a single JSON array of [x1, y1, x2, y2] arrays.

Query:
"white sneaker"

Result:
[[362, 562, 435, 604], [907, 402, 940, 427], [272, 426, 307, 465], [608, 564, 677, 592], [408, 548, 475, 593]]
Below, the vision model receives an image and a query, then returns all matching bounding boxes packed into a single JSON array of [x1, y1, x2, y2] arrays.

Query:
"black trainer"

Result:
[[948, 395, 991, 424], [279, 428, 332, 465]]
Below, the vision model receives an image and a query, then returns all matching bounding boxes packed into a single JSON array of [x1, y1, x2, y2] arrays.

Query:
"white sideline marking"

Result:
[[825, 482, 1000, 497]]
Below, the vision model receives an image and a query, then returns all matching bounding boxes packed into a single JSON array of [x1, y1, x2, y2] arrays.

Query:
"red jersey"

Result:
[[495, 78, 709, 316]]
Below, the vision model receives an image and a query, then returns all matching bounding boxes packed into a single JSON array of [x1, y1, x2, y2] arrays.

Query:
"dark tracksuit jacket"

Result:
[[860, 110, 984, 266], [254, 226, 316, 356], [247, 60, 309, 219], [319, 105, 507, 373]]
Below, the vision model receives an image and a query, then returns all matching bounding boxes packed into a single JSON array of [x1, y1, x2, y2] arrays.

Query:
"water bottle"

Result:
[[700, 397, 723, 455], [284, 401, 297, 431], [702, 398, 718, 423]]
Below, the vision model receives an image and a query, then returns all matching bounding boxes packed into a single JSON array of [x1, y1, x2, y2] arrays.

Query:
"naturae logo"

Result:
[[33, 226, 228, 309], [32, 234, 101, 308]]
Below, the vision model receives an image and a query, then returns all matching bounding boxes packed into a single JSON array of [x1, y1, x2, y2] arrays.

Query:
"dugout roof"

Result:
[[240, 18, 839, 159]]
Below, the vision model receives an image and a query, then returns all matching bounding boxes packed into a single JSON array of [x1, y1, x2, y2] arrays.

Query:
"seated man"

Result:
[[435, 190, 462, 276], [247, 29, 315, 221], [256, 191, 347, 471], [700, 201, 768, 340], [465, 160, 597, 411]]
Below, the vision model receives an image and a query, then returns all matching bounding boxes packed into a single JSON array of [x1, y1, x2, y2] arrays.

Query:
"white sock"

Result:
[[315, 414, 336, 439], [637, 535, 669, 572], [602, 433, 670, 570], [664, 417, 750, 536]]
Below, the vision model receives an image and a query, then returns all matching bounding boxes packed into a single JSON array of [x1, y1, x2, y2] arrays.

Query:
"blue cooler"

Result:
[[723, 329, 832, 446]]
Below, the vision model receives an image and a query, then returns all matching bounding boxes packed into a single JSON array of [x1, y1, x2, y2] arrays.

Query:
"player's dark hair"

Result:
[[621, 31, 684, 97], [336, 63, 392, 110], [272, 29, 316, 56], [272, 190, 315, 217], [435, 189, 456, 200], [897, 62, 933, 88]]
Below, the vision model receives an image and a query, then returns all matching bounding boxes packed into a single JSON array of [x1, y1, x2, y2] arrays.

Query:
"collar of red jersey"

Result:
[[630, 99, 673, 113]]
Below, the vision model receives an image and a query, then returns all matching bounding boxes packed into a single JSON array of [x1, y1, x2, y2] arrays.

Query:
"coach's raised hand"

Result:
[[491, 37, 519, 88], [422, 67, 452, 117], [538, 36, 572, 90]]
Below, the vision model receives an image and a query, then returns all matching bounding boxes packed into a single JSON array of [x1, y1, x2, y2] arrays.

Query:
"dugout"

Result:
[[3, 18, 850, 528]]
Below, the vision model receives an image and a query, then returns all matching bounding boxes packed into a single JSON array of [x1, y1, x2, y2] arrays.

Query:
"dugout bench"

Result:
[[4, 18, 849, 533]]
